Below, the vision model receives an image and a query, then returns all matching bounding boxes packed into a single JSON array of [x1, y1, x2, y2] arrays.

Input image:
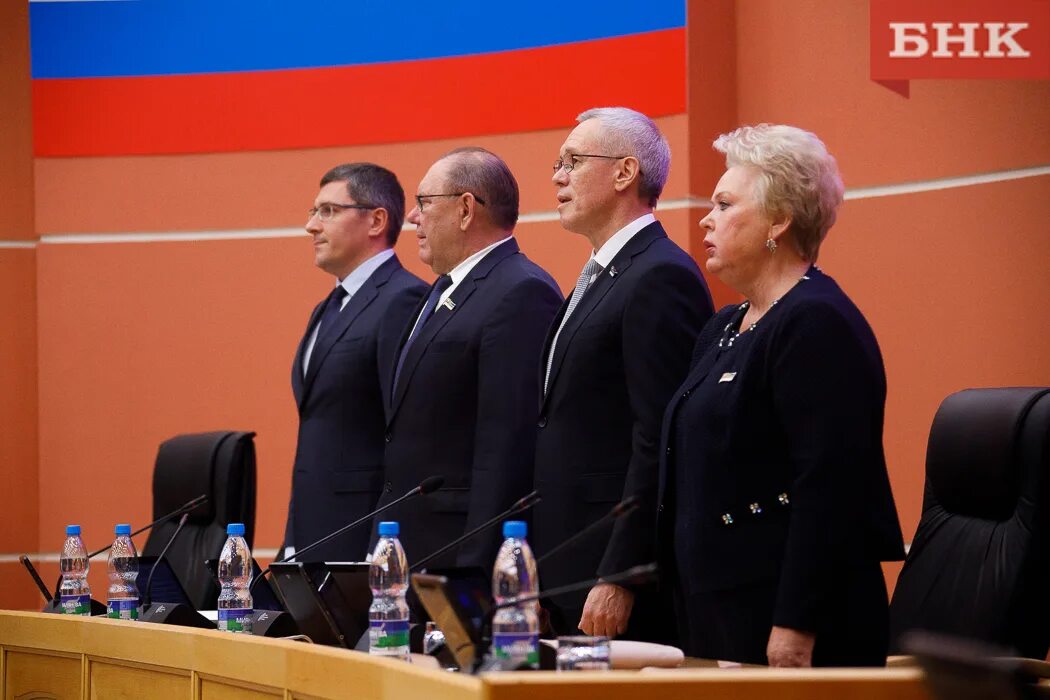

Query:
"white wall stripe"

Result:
[[2, 165, 1044, 248], [842, 164, 1050, 200]]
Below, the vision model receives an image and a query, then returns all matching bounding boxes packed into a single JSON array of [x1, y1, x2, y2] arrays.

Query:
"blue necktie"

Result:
[[393, 275, 453, 395], [315, 285, 349, 343]]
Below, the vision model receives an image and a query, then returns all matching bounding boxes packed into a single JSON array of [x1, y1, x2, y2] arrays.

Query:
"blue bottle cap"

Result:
[[378, 521, 399, 537], [115, 523, 131, 536], [226, 523, 245, 536], [503, 520, 527, 539], [66, 524, 81, 536]]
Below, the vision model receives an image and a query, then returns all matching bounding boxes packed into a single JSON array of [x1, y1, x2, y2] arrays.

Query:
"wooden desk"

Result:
[[0, 611, 931, 699]]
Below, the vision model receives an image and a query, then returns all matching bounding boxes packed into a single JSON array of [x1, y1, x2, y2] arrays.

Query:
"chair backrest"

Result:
[[889, 388, 1050, 657], [143, 431, 257, 610]]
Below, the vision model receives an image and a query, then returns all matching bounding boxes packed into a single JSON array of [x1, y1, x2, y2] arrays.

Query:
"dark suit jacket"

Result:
[[532, 220, 713, 633], [283, 254, 426, 562], [374, 238, 563, 569], [656, 267, 904, 660]]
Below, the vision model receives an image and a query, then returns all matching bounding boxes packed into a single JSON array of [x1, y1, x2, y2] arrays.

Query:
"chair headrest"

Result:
[[926, 387, 1050, 520], [152, 432, 234, 524]]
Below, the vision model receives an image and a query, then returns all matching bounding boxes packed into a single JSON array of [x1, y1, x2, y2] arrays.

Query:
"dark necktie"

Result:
[[305, 285, 348, 374], [316, 285, 349, 341], [393, 275, 453, 395]]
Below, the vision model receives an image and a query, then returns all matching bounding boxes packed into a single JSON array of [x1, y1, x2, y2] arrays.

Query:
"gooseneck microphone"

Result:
[[493, 562, 659, 612], [42, 493, 210, 610], [87, 494, 208, 559], [141, 513, 188, 609], [536, 494, 641, 566], [411, 490, 542, 572], [251, 475, 446, 593], [139, 513, 214, 629]]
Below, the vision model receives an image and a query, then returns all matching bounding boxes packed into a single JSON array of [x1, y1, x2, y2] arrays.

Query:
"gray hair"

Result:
[[713, 124, 844, 262], [439, 147, 519, 230], [320, 162, 405, 245], [576, 107, 670, 207]]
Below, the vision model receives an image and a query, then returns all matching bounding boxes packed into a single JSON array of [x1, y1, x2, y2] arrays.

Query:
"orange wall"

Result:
[[0, 0, 39, 610], [0, 0, 34, 239]]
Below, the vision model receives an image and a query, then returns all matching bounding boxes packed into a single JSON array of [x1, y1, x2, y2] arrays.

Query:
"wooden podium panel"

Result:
[[87, 659, 189, 700], [0, 611, 931, 700], [5, 648, 81, 699]]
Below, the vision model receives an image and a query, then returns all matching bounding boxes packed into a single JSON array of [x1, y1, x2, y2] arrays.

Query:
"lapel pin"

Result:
[[719, 372, 737, 383], [608, 265, 618, 278], [441, 298, 456, 311]]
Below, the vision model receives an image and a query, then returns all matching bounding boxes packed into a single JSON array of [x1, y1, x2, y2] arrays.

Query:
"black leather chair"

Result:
[[889, 387, 1050, 658], [142, 431, 257, 610]]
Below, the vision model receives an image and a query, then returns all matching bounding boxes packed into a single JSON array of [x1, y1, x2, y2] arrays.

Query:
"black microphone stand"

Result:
[[141, 513, 188, 610], [536, 495, 640, 566], [411, 490, 541, 572], [42, 494, 209, 613], [87, 494, 208, 559], [252, 476, 445, 593], [139, 513, 214, 629]]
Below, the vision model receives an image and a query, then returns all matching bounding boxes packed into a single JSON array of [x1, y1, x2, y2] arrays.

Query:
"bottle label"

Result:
[[369, 619, 410, 653], [59, 596, 91, 617], [218, 607, 253, 634], [107, 598, 139, 620], [60, 594, 92, 616], [493, 632, 540, 667]]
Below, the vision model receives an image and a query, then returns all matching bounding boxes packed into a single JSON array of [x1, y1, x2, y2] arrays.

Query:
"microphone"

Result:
[[536, 495, 640, 566], [252, 475, 446, 592], [87, 494, 208, 559], [494, 563, 659, 611], [142, 513, 188, 610], [139, 513, 214, 628], [21, 555, 52, 604], [411, 490, 541, 572], [46, 493, 210, 605]]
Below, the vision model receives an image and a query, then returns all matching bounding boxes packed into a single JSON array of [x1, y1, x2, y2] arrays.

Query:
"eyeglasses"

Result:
[[307, 202, 375, 221], [552, 154, 628, 174], [415, 193, 487, 210]]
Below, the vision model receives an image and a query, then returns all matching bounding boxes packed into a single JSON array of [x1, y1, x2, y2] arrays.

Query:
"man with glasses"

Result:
[[533, 108, 714, 642], [282, 163, 426, 563], [373, 147, 562, 570]]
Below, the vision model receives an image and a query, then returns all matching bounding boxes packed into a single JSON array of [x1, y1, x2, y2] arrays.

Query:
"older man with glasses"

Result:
[[282, 163, 427, 563], [371, 147, 562, 571], [532, 108, 714, 644]]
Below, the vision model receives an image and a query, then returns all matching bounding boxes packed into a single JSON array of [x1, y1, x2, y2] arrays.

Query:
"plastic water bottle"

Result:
[[59, 525, 91, 616], [368, 521, 411, 661], [491, 520, 540, 669], [106, 523, 139, 620], [217, 523, 253, 634]]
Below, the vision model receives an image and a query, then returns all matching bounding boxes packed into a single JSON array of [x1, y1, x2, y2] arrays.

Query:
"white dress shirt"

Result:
[[404, 235, 514, 338], [591, 212, 655, 270]]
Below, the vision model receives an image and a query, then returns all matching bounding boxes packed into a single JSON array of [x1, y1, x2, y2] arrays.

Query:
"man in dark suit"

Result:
[[375, 147, 562, 570], [533, 108, 714, 641], [282, 163, 427, 562]]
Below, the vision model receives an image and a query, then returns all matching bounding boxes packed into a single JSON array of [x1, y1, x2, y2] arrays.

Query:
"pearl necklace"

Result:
[[718, 274, 810, 349]]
